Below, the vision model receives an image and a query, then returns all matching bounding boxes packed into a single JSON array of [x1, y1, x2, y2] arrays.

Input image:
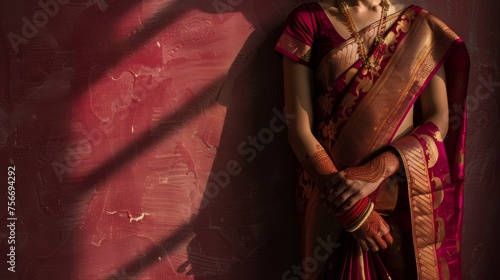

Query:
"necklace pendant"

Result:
[[363, 57, 378, 71], [338, 0, 390, 73], [380, 0, 391, 10], [366, 62, 374, 70]]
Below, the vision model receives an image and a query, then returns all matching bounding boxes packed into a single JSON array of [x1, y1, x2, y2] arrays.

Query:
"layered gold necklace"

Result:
[[337, 0, 391, 70]]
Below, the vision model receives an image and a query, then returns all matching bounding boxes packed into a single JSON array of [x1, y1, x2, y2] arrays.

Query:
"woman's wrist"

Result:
[[335, 197, 373, 231], [301, 148, 338, 187], [346, 201, 374, 232]]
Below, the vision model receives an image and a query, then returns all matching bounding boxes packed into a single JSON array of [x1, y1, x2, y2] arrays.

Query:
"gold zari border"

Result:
[[393, 135, 440, 280], [276, 33, 312, 63]]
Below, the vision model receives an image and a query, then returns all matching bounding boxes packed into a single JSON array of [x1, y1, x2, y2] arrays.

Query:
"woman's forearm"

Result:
[[282, 56, 338, 189]]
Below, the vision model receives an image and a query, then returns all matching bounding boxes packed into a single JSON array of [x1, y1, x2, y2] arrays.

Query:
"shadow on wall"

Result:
[[182, 1, 302, 278], [100, 0, 303, 279]]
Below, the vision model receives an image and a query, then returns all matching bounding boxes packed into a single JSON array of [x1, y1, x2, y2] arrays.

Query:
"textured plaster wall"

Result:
[[0, 0, 498, 279]]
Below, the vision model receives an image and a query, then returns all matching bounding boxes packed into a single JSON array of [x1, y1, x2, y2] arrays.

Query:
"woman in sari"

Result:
[[274, 0, 469, 279]]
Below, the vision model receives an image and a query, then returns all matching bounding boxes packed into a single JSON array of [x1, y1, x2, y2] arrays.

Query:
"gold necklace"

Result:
[[338, 0, 391, 70]]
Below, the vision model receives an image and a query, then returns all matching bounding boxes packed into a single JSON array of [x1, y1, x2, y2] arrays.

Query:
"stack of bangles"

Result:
[[336, 197, 374, 232]]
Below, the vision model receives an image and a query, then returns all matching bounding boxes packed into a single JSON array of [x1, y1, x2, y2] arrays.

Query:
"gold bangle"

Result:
[[346, 202, 374, 232]]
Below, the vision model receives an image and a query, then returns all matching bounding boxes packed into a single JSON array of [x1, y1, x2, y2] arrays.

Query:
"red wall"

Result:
[[0, 0, 498, 279]]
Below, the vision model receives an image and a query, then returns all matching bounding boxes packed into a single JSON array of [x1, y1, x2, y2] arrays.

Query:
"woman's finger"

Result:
[[357, 239, 369, 251], [327, 171, 347, 191], [331, 191, 350, 208], [379, 219, 391, 235], [378, 218, 393, 246], [332, 188, 357, 208], [374, 234, 388, 250], [337, 195, 361, 212], [326, 183, 347, 204], [325, 174, 341, 190], [366, 237, 379, 252], [326, 182, 343, 201], [328, 179, 345, 196], [382, 232, 393, 246]]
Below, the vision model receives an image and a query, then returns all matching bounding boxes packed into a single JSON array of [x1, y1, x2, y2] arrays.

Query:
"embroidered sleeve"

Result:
[[274, 4, 315, 68]]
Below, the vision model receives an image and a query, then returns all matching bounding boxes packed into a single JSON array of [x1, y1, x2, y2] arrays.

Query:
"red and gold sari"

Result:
[[275, 3, 469, 280]]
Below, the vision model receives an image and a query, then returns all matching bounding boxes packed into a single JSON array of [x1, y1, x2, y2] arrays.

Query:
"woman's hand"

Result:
[[332, 197, 394, 252], [323, 150, 400, 213], [324, 170, 384, 212], [352, 209, 393, 252]]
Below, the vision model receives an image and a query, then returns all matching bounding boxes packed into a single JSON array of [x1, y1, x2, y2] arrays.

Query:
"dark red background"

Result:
[[0, 0, 498, 279]]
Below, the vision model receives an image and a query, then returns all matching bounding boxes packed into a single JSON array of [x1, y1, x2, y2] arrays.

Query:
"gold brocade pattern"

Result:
[[455, 149, 465, 165], [393, 135, 440, 280], [316, 11, 402, 84], [432, 176, 444, 209], [436, 217, 445, 249], [433, 130, 444, 142], [440, 258, 450, 280], [276, 33, 312, 63], [330, 11, 429, 168], [330, 9, 458, 170], [418, 134, 439, 168]]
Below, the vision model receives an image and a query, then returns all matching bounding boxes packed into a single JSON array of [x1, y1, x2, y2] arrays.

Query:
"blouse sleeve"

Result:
[[274, 4, 316, 68]]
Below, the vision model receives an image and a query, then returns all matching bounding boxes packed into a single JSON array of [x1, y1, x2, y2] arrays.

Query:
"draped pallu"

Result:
[[275, 5, 469, 280]]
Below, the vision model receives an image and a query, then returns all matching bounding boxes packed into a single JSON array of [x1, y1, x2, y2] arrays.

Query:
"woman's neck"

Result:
[[341, 0, 387, 9]]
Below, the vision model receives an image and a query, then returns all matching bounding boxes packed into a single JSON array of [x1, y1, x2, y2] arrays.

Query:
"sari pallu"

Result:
[[275, 5, 469, 280]]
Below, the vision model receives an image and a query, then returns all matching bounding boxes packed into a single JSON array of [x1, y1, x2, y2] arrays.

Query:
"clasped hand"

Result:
[[321, 151, 399, 252]]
